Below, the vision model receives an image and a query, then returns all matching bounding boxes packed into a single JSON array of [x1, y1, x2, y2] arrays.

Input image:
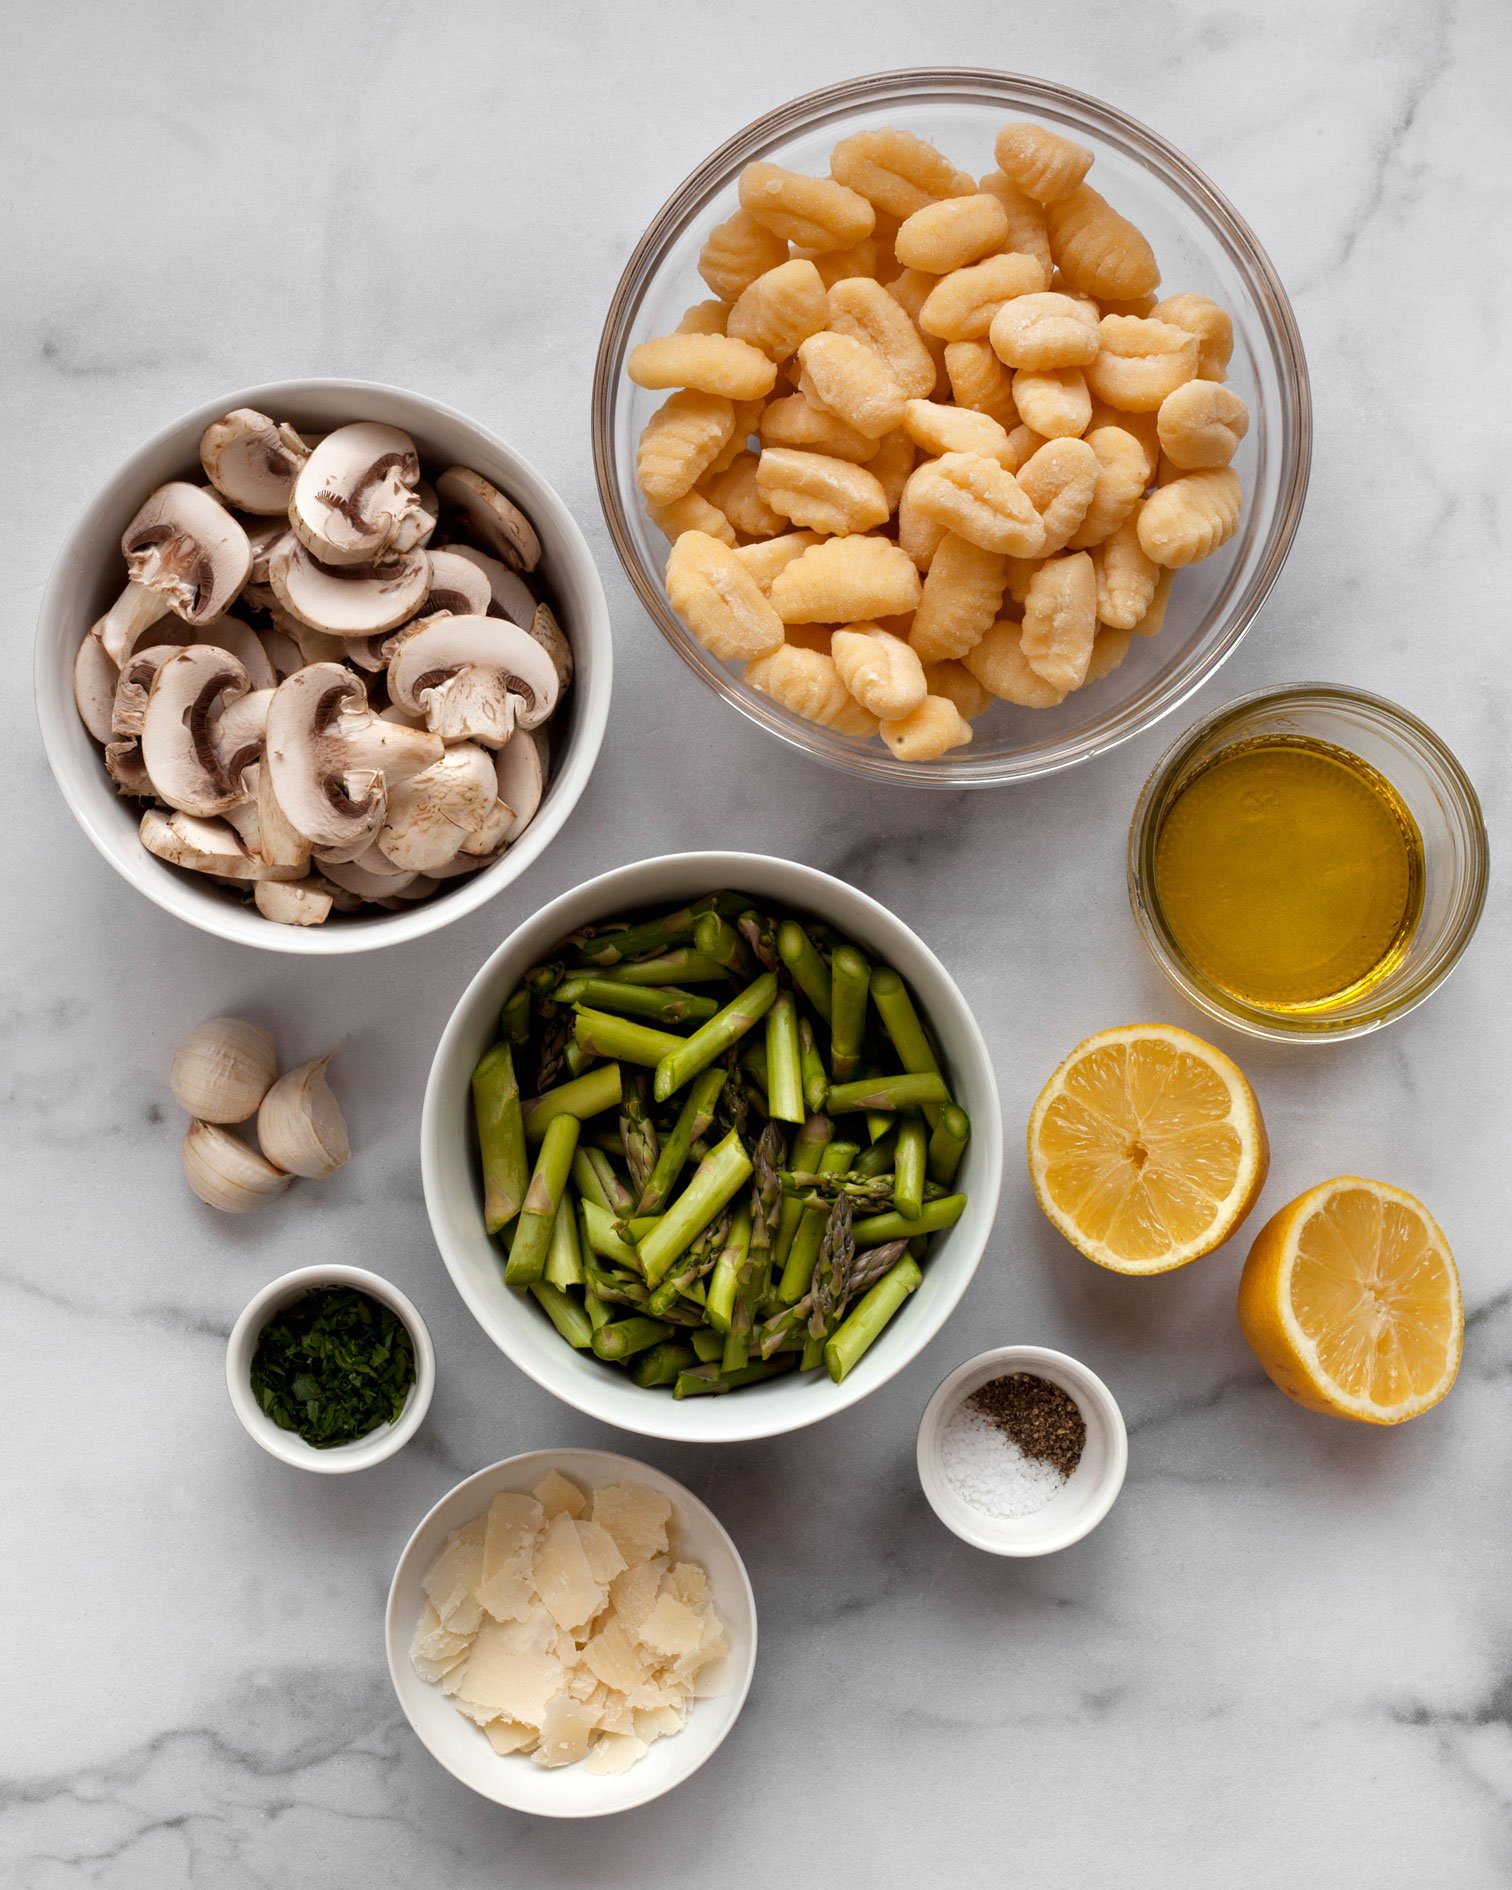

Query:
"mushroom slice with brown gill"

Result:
[[238, 517, 294, 611], [263, 662, 442, 852], [375, 742, 498, 873], [140, 644, 253, 817], [424, 547, 494, 618], [268, 537, 430, 636], [386, 615, 559, 747], [526, 601, 573, 693], [94, 483, 252, 663], [191, 616, 277, 691], [436, 467, 542, 573], [139, 808, 302, 881], [289, 422, 430, 566], [210, 687, 275, 797], [444, 543, 538, 626], [199, 410, 309, 515]]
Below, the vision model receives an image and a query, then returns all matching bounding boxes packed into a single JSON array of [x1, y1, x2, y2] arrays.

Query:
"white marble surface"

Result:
[[4, 2, 1509, 1883]]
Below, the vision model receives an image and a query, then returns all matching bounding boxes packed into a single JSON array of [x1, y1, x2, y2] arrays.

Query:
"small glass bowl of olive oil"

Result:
[[1129, 685, 1487, 1041]]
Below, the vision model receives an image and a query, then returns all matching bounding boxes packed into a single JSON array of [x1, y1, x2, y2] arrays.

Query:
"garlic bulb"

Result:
[[182, 1120, 291, 1212], [256, 1053, 350, 1179], [171, 1018, 277, 1123]]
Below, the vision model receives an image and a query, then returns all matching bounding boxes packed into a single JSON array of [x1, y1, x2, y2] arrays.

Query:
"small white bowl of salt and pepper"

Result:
[[917, 1346, 1127, 1556]]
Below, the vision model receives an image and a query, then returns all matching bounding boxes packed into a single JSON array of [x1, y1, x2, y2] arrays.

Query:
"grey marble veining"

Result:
[[3, 1, 1510, 1884]]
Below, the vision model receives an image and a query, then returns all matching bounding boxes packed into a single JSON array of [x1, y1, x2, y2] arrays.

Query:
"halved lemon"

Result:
[[1027, 1023, 1269, 1273], [1237, 1177, 1461, 1423]]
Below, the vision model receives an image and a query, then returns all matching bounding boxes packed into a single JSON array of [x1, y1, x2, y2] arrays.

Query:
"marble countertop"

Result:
[[4, 2, 1508, 1884]]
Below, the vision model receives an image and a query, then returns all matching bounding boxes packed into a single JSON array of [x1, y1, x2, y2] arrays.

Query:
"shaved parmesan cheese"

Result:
[[574, 1518, 628, 1585], [690, 1656, 730, 1700], [585, 1732, 650, 1775], [592, 1482, 672, 1565], [412, 1472, 724, 1777], [637, 1593, 703, 1659], [423, 1518, 485, 1631], [534, 1470, 588, 1519], [533, 1694, 599, 1767], [533, 1511, 607, 1631]]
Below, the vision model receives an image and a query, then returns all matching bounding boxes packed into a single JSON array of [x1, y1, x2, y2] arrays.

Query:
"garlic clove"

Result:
[[170, 1017, 278, 1123], [256, 1053, 350, 1180], [182, 1120, 291, 1212]]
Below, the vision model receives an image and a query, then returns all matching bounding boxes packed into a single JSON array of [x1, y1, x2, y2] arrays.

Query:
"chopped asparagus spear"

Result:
[[693, 911, 754, 976], [705, 1201, 751, 1333], [503, 1114, 580, 1288], [852, 1193, 967, 1244], [777, 920, 834, 1022], [823, 1255, 923, 1382], [639, 1129, 755, 1284], [928, 1104, 971, 1186], [652, 973, 779, 1102], [773, 1114, 832, 1278], [522, 1062, 623, 1139], [544, 1189, 584, 1289], [530, 1281, 593, 1349], [894, 1112, 927, 1222], [829, 945, 870, 1080], [637, 1066, 727, 1215], [596, 948, 730, 985], [573, 1007, 686, 1068], [777, 1138, 859, 1302], [854, 1129, 897, 1178], [500, 986, 531, 1045], [618, 1071, 659, 1199], [869, 968, 947, 1127], [764, 991, 805, 1124], [631, 1340, 698, 1387], [580, 1198, 644, 1270], [672, 1357, 795, 1397], [552, 976, 718, 1022], [472, 1042, 528, 1234], [591, 1316, 674, 1362], [825, 1072, 950, 1114], [798, 1015, 829, 1114], [573, 897, 724, 965], [572, 1145, 633, 1213]]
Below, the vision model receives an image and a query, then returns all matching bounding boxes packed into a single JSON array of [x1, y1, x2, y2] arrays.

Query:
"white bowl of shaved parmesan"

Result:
[[386, 1448, 756, 1814]]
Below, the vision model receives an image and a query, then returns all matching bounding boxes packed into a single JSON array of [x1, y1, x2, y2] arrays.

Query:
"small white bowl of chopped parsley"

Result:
[[227, 1265, 435, 1472]]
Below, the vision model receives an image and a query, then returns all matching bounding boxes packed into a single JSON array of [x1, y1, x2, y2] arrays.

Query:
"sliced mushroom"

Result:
[[425, 844, 502, 879], [94, 484, 252, 663], [139, 808, 302, 880], [200, 410, 309, 515], [376, 743, 498, 872], [255, 757, 313, 868], [260, 626, 306, 679], [318, 843, 420, 900], [210, 686, 274, 793], [343, 634, 392, 673], [386, 615, 559, 747], [192, 616, 277, 691], [289, 422, 429, 566], [105, 739, 154, 797], [73, 634, 120, 743], [425, 548, 494, 618], [494, 725, 547, 844], [254, 879, 333, 926], [436, 466, 542, 573], [527, 601, 573, 692], [113, 642, 188, 737], [140, 645, 251, 816], [309, 871, 364, 913], [269, 536, 430, 636], [444, 543, 538, 625], [263, 662, 442, 850]]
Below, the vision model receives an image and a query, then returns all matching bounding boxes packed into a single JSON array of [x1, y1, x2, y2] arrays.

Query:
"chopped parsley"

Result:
[[250, 1286, 415, 1448]]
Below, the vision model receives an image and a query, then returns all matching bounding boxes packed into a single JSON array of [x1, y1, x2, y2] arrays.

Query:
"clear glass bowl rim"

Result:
[[592, 65, 1313, 788], [1127, 681, 1490, 1042]]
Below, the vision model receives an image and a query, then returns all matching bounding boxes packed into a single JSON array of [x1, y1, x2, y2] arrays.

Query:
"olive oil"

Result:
[[1152, 736, 1424, 1013]]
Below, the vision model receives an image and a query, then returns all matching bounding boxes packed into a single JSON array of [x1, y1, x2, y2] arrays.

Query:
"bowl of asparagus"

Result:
[[422, 852, 1002, 1441]]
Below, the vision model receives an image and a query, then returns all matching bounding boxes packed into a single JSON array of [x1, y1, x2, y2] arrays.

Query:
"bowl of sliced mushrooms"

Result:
[[35, 379, 612, 951]]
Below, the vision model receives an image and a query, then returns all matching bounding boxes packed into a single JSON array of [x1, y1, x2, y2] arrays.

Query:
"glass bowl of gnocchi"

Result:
[[593, 69, 1309, 785]]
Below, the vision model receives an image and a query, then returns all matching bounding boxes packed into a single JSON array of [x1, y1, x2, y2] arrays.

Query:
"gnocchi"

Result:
[[628, 113, 1248, 757]]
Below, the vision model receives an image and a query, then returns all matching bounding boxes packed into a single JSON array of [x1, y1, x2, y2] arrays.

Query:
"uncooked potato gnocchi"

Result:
[[628, 114, 1249, 758]]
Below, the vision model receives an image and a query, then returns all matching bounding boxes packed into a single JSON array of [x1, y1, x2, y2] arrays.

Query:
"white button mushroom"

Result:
[[93, 483, 252, 663], [140, 644, 254, 816], [199, 410, 309, 515], [494, 724, 548, 843], [375, 742, 499, 873], [317, 843, 421, 901], [435, 466, 542, 572], [139, 807, 303, 881], [289, 422, 431, 566], [443, 542, 539, 626], [73, 632, 122, 744], [262, 662, 443, 852], [386, 615, 560, 747], [268, 536, 431, 637], [253, 879, 334, 926], [423, 547, 496, 618]]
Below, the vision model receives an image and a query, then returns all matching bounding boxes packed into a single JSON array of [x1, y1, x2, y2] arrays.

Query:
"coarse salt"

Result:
[[940, 1400, 1067, 1519]]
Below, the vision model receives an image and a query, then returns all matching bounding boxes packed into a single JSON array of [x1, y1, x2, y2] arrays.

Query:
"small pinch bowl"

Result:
[[594, 68, 1310, 788], [35, 377, 613, 954], [226, 1263, 435, 1473], [917, 1345, 1127, 1555], [386, 1448, 757, 1815], [422, 851, 1004, 1443]]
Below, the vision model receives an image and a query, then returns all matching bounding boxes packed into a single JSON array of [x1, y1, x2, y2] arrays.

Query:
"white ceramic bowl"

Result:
[[34, 377, 613, 954], [916, 1345, 1127, 1555], [422, 851, 1003, 1443], [386, 1447, 756, 1815], [226, 1263, 435, 1472]]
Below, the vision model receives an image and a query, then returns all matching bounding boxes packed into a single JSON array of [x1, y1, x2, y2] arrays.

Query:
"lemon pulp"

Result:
[[1153, 737, 1423, 1012]]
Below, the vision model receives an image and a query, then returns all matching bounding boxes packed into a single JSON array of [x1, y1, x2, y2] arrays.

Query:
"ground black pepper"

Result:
[[969, 1372, 1085, 1476]]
